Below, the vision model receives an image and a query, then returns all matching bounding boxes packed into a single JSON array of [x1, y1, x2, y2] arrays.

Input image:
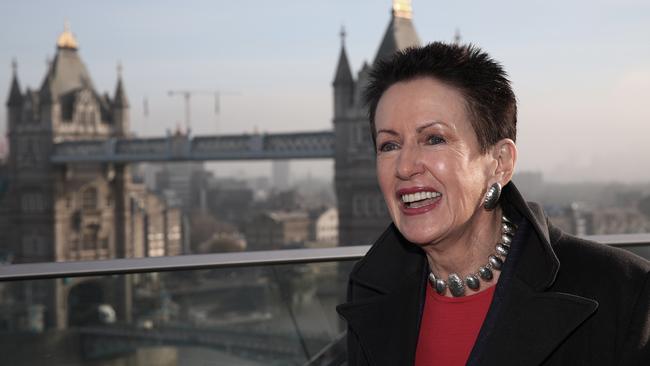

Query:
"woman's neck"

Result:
[[423, 207, 503, 289]]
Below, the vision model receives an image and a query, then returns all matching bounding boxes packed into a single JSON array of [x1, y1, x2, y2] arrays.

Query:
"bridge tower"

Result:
[[1, 24, 134, 328], [333, 0, 421, 246]]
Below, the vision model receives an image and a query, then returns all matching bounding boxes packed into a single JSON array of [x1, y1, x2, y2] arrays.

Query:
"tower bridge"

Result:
[[51, 130, 335, 163], [1, 0, 418, 333]]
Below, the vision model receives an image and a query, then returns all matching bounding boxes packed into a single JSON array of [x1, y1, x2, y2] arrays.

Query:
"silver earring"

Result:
[[483, 182, 502, 210]]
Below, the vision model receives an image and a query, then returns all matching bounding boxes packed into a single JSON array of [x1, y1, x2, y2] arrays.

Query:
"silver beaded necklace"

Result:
[[428, 215, 517, 297]]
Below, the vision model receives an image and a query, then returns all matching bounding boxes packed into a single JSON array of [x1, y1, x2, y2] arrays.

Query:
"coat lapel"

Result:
[[337, 225, 426, 366], [338, 268, 424, 366], [475, 278, 598, 365], [472, 185, 599, 365]]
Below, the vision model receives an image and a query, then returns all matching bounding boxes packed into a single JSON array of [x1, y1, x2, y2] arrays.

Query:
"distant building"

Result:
[[129, 184, 183, 257], [333, 0, 420, 246], [245, 211, 311, 251], [308, 207, 338, 247], [272, 160, 290, 191], [154, 161, 206, 211], [205, 178, 254, 227]]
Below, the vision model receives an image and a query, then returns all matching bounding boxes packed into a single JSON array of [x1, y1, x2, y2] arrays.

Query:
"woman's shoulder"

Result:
[[551, 226, 649, 272], [548, 224, 649, 294]]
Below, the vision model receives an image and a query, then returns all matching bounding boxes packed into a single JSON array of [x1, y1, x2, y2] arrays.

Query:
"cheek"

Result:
[[376, 158, 396, 203], [431, 159, 448, 175]]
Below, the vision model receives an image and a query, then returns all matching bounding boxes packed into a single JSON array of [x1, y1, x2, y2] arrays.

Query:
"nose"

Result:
[[396, 144, 424, 180]]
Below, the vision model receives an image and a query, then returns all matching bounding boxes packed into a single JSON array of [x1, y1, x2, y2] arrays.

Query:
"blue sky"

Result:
[[1, 0, 649, 182]]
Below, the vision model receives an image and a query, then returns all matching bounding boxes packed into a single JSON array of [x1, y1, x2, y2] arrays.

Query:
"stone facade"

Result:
[[1, 27, 132, 265], [0, 27, 181, 329], [333, 1, 420, 246]]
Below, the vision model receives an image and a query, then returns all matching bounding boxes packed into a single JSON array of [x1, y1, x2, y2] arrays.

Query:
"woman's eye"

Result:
[[378, 142, 399, 152], [426, 135, 445, 145]]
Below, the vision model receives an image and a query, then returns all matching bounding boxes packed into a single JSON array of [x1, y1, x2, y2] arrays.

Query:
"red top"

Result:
[[414, 283, 495, 366]]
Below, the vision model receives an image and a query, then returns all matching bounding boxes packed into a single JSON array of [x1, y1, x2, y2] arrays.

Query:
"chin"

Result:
[[395, 222, 441, 246]]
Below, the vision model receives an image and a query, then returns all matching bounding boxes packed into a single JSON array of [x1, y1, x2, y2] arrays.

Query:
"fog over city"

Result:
[[1, 0, 649, 182]]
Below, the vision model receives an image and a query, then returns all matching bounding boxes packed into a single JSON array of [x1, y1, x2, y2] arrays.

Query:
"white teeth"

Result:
[[401, 191, 441, 203]]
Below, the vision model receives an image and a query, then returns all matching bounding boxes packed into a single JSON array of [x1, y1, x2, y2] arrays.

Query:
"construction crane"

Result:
[[167, 90, 238, 133]]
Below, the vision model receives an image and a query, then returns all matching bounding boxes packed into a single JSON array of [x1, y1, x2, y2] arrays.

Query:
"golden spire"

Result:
[[392, 0, 413, 19], [57, 21, 79, 50]]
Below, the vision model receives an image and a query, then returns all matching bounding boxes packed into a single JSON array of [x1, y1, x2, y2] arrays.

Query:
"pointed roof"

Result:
[[333, 27, 354, 85], [6, 59, 23, 107], [113, 64, 129, 108], [40, 25, 95, 102], [374, 0, 420, 64]]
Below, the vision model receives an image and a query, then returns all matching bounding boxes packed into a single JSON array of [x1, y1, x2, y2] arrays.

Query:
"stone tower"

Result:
[[3, 23, 132, 263], [333, 0, 420, 246], [1, 24, 133, 328]]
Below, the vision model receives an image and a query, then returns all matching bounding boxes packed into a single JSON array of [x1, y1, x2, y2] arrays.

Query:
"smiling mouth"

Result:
[[400, 191, 442, 209]]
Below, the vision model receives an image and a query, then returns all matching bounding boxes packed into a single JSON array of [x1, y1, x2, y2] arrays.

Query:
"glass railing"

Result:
[[0, 238, 648, 366], [0, 247, 365, 366]]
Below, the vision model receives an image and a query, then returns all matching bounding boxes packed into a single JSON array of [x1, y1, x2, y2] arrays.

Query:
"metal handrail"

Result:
[[0, 245, 369, 281], [583, 233, 650, 247], [0, 233, 648, 282]]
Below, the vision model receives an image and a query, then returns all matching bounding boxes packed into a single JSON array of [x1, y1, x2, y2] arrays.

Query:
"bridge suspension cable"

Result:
[[167, 89, 239, 133]]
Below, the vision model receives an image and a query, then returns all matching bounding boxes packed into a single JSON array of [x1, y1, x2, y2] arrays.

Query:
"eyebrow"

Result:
[[376, 128, 398, 136], [377, 121, 446, 137], [416, 121, 446, 133]]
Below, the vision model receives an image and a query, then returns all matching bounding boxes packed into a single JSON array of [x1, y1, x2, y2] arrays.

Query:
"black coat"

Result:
[[337, 184, 650, 365]]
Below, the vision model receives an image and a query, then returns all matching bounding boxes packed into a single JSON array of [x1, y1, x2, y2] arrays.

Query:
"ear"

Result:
[[490, 138, 517, 185]]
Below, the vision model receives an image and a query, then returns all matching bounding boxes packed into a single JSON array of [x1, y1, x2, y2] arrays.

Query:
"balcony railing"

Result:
[[0, 236, 648, 366]]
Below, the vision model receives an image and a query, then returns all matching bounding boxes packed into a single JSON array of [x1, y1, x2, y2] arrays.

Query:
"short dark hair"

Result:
[[364, 42, 517, 153]]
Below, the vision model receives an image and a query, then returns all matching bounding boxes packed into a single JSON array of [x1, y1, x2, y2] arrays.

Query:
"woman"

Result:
[[337, 43, 650, 366]]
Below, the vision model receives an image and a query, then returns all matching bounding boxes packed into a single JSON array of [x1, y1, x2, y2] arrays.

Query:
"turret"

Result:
[[111, 63, 130, 136], [6, 59, 23, 108], [374, 0, 420, 64], [332, 27, 354, 118], [6, 60, 23, 125]]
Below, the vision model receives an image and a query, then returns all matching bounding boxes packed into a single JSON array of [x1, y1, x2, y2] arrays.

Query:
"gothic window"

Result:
[[83, 107, 96, 125], [350, 122, 374, 154], [82, 224, 100, 250], [352, 123, 364, 147], [22, 99, 34, 122], [70, 210, 82, 231], [82, 187, 98, 211], [17, 139, 40, 167], [353, 195, 363, 217], [22, 234, 47, 258], [21, 191, 45, 213], [99, 237, 109, 249], [365, 195, 373, 217]]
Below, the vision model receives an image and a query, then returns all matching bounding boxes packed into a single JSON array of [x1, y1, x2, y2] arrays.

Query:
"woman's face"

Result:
[[375, 77, 496, 246]]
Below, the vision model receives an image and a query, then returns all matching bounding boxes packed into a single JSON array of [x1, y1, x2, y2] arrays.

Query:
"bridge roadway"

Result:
[[51, 130, 335, 163]]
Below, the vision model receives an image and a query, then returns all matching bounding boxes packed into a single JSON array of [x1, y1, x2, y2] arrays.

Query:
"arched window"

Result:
[[82, 187, 98, 211]]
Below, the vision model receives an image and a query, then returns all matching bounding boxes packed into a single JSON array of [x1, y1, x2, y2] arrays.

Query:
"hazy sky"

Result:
[[1, 0, 649, 183]]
